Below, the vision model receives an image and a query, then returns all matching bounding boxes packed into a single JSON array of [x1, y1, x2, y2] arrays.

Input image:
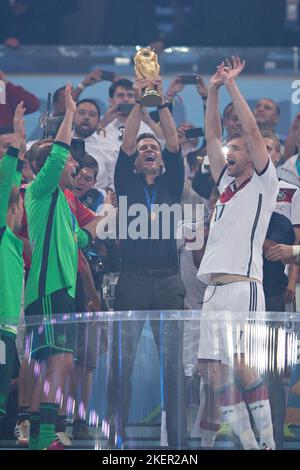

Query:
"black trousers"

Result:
[[106, 271, 187, 447]]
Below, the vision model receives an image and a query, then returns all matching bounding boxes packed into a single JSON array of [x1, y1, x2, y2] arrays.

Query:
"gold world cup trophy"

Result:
[[134, 47, 163, 107]]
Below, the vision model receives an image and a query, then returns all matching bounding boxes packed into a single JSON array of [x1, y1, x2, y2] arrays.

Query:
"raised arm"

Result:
[[31, 83, 76, 198], [55, 82, 76, 145], [221, 57, 269, 174], [153, 76, 179, 153], [0, 102, 25, 227], [121, 78, 151, 155], [141, 109, 164, 142], [72, 69, 103, 102], [205, 69, 227, 183]]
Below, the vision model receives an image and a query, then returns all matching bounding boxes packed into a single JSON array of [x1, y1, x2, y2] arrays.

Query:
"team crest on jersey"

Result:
[[56, 334, 67, 346], [277, 190, 285, 202]]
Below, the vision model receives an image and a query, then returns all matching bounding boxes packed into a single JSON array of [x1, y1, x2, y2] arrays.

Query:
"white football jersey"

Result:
[[198, 160, 279, 284], [275, 180, 300, 226]]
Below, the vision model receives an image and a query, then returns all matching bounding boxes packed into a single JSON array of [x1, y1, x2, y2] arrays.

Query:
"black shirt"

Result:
[[263, 212, 295, 296], [114, 146, 184, 270]]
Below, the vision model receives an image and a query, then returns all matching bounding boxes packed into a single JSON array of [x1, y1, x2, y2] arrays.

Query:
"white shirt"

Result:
[[80, 131, 111, 189], [277, 154, 300, 188], [198, 160, 279, 284], [275, 179, 300, 226]]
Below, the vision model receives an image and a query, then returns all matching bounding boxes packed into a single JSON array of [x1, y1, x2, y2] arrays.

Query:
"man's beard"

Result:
[[74, 125, 95, 139]]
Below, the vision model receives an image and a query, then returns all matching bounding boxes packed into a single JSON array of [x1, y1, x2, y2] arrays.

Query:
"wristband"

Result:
[[135, 100, 142, 104], [77, 82, 85, 91], [16, 159, 24, 173], [157, 101, 169, 110], [292, 245, 300, 257]]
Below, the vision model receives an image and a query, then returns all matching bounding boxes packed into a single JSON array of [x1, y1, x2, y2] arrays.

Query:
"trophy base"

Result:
[[141, 90, 163, 108]]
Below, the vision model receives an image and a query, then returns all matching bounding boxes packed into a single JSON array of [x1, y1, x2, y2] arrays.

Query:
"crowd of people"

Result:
[[1, 55, 300, 452], [1, 0, 300, 48]]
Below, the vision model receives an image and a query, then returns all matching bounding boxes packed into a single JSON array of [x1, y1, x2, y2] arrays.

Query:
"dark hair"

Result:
[[52, 86, 65, 104], [222, 102, 234, 120], [81, 152, 99, 180], [0, 126, 14, 135], [9, 187, 20, 207], [26, 138, 54, 175], [261, 130, 281, 154], [76, 99, 101, 118], [136, 133, 161, 150], [109, 78, 133, 99]]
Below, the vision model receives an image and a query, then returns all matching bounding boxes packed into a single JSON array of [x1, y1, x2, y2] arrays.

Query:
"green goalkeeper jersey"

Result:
[[0, 147, 24, 328], [25, 142, 90, 309]]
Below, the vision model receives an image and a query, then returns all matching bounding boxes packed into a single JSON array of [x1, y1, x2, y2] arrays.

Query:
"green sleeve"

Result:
[[75, 222, 90, 249], [0, 148, 19, 228], [30, 142, 70, 199]]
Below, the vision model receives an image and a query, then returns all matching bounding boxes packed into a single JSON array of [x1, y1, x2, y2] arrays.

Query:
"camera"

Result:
[[179, 75, 200, 85], [39, 114, 64, 138], [84, 248, 105, 290], [85, 250, 104, 274], [118, 103, 134, 115]]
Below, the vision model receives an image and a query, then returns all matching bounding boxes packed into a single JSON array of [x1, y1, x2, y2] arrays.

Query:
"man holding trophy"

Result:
[[106, 48, 187, 448]]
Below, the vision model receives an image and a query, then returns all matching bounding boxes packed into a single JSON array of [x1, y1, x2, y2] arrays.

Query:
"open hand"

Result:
[[13, 101, 26, 137], [65, 82, 77, 113], [219, 56, 246, 84]]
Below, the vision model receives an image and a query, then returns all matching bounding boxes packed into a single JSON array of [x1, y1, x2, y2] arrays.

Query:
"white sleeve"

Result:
[[256, 158, 279, 197], [291, 188, 300, 226]]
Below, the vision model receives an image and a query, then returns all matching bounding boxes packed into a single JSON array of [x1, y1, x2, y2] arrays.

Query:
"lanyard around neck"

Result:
[[144, 185, 157, 213]]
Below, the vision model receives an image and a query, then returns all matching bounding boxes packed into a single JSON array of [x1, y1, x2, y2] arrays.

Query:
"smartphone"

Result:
[[179, 75, 200, 85], [100, 70, 116, 82], [70, 138, 85, 166], [118, 103, 134, 115], [185, 127, 204, 139]]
